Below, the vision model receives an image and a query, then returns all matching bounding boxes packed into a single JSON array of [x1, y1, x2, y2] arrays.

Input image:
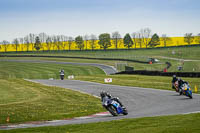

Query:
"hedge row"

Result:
[[115, 70, 200, 78]]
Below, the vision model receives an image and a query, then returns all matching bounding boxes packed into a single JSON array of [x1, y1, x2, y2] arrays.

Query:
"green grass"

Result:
[[0, 61, 105, 124], [76, 75, 200, 93], [2, 56, 200, 72], [0, 52, 200, 132], [0, 61, 105, 79], [0, 60, 199, 93], [0, 79, 104, 124], [3, 46, 200, 60], [1, 113, 200, 133], [2, 46, 200, 72]]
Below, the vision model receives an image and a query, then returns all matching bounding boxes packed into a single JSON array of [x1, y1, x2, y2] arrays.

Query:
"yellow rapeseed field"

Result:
[[0, 36, 198, 52]]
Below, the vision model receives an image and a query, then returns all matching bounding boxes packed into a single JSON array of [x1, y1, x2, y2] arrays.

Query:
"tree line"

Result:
[[0, 28, 200, 52]]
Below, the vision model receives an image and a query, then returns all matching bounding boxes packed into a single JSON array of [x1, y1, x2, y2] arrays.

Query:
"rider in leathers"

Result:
[[172, 75, 178, 89], [178, 78, 188, 95], [100, 91, 124, 108]]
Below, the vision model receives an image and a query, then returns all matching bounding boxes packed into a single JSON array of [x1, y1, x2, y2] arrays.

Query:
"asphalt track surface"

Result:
[[1, 79, 200, 130]]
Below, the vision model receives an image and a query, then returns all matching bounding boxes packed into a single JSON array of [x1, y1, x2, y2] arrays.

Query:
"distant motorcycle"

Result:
[[102, 98, 128, 116], [180, 83, 193, 99]]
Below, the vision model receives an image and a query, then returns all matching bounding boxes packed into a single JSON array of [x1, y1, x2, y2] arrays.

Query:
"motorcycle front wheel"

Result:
[[122, 108, 128, 115], [188, 93, 193, 99]]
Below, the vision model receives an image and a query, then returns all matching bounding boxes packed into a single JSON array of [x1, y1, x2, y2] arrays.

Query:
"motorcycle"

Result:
[[102, 98, 128, 116], [180, 83, 193, 99]]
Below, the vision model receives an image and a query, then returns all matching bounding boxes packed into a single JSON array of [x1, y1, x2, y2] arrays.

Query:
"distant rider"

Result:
[[100, 91, 124, 108], [59, 69, 65, 80]]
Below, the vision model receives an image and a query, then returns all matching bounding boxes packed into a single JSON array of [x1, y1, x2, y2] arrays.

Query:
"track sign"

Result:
[[104, 78, 112, 83]]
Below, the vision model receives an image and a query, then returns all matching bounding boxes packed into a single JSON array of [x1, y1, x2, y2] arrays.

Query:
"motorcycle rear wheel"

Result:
[[107, 105, 118, 116], [188, 94, 193, 99]]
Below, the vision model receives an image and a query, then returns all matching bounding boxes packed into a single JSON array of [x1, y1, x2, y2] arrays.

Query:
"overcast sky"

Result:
[[0, 0, 200, 42]]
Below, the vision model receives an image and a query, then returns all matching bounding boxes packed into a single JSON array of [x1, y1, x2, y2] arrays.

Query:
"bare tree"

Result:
[[184, 33, 194, 45], [136, 32, 143, 48], [58, 35, 63, 50], [63, 36, 68, 50], [52, 35, 62, 51], [2, 40, 10, 52], [12, 38, 19, 52], [131, 32, 137, 48], [68, 37, 73, 51], [39, 32, 47, 43], [195, 33, 200, 44], [39, 32, 47, 51], [46, 36, 53, 51], [24, 35, 31, 52], [29, 33, 36, 51], [140, 28, 152, 48], [89, 34, 97, 50], [112, 31, 121, 49], [60, 35, 67, 50], [161, 34, 173, 47], [83, 35, 89, 50], [19, 38, 25, 51], [51, 35, 57, 50]]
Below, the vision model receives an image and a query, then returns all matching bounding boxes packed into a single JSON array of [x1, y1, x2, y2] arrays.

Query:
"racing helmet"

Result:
[[100, 91, 107, 97]]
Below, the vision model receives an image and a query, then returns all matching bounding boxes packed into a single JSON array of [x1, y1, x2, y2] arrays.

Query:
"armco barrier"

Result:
[[115, 70, 200, 77]]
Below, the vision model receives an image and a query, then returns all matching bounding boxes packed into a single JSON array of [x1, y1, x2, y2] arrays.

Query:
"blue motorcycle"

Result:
[[102, 98, 128, 116], [181, 83, 193, 99]]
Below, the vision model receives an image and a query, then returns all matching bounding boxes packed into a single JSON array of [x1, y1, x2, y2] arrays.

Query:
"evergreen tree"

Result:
[[123, 33, 133, 49], [75, 36, 84, 50], [98, 33, 111, 50], [148, 33, 160, 47], [184, 33, 194, 45], [34, 36, 41, 51]]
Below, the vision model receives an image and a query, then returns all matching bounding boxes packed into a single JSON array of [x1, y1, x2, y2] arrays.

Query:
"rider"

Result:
[[178, 78, 188, 95], [59, 69, 65, 80], [171, 75, 178, 89], [100, 91, 124, 108]]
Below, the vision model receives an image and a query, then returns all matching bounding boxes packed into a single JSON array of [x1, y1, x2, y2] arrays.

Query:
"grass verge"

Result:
[[76, 75, 200, 93], [0, 61, 105, 79], [1, 113, 200, 133], [3, 46, 200, 60], [0, 79, 104, 124]]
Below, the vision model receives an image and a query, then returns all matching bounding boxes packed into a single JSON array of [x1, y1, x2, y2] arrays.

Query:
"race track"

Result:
[[1, 79, 200, 130], [0, 59, 117, 75]]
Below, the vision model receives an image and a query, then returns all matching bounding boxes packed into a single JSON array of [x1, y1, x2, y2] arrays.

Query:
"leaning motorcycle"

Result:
[[180, 83, 193, 99], [102, 99, 128, 116]]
